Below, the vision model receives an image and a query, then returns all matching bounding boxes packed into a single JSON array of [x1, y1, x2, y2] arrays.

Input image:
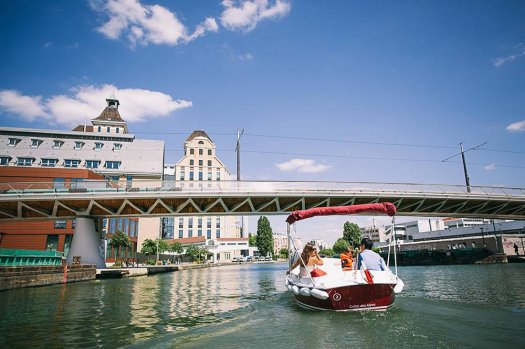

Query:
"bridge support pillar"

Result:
[[66, 217, 106, 269]]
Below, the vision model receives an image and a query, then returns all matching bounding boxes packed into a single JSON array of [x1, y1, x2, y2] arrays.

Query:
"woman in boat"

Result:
[[340, 246, 354, 271], [291, 243, 324, 277]]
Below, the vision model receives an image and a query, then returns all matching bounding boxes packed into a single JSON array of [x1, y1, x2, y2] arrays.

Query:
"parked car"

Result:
[[232, 257, 239, 262], [238, 256, 246, 262], [265, 256, 272, 261], [246, 256, 253, 262]]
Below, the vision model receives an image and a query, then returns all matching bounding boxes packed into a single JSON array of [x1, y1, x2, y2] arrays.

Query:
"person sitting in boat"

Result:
[[357, 238, 387, 271], [339, 246, 354, 271], [290, 243, 324, 277]]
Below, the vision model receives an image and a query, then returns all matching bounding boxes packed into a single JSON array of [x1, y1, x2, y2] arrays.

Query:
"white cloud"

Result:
[[238, 52, 254, 60], [275, 158, 330, 173], [91, 0, 218, 47], [493, 43, 525, 68], [220, 0, 291, 32], [484, 163, 496, 171], [0, 84, 191, 127], [0, 90, 49, 121], [506, 120, 525, 133]]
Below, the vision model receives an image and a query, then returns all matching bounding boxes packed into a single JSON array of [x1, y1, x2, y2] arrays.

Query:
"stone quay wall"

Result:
[[0, 264, 96, 291]]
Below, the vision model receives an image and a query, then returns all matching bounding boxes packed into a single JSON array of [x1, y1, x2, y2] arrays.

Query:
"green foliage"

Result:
[[170, 241, 183, 254], [248, 233, 257, 247], [184, 245, 209, 262], [140, 239, 156, 255], [319, 248, 335, 257], [256, 216, 274, 257], [145, 259, 157, 265], [343, 221, 361, 247], [333, 238, 350, 254], [372, 247, 381, 253], [108, 230, 131, 258], [140, 238, 170, 256], [279, 248, 289, 258]]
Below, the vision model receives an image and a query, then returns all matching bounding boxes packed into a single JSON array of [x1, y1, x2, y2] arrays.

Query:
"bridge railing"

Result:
[[1, 180, 525, 198]]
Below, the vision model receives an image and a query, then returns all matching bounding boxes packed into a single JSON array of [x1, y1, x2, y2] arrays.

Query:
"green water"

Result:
[[1, 263, 525, 348]]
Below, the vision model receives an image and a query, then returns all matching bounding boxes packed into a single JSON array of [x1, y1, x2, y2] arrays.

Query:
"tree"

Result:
[[140, 238, 170, 256], [248, 233, 257, 247], [343, 221, 361, 247], [319, 248, 335, 257], [279, 248, 289, 258], [256, 216, 274, 257], [140, 239, 157, 256], [170, 241, 183, 254], [185, 244, 207, 262], [108, 230, 131, 260], [333, 238, 350, 254]]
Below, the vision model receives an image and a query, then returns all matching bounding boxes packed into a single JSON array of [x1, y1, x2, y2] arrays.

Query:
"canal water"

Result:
[[1, 263, 525, 348]]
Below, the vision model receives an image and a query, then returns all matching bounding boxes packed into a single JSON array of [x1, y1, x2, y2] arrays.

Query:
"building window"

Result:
[[216, 217, 220, 229], [208, 149, 212, 156], [45, 235, 59, 251], [85, 160, 100, 169], [106, 127, 110, 132], [41, 158, 58, 167], [190, 149, 194, 155], [0, 156, 11, 166], [104, 161, 121, 169], [198, 229, 202, 237], [31, 139, 43, 148], [216, 230, 221, 238], [198, 141, 204, 145], [207, 229, 212, 239], [189, 159, 194, 166], [74, 141, 84, 150], [94, 142, 103, 151], [71, 178, 83, 189], [179, 219, 184, 229], [188, 229, 193, 238], [207, 172, 212, 180], [179, 229, 183, 238], [64, 159, 80, 168], [180, 170, 185, 180], [113, 143, 122, 151], [188, 218, 193, 229], [97, 126, 101, 132], [54, 220, 67, 229], [207, 160, 212, 166], [189, 171, 194, 180], [53, 178, 65, 189], [64, 235, 73, 257], [109, 218, 117, 233], [207, 217, 212, 228], [198, 218, 202, 229], [16, 157, 34, 166], [199, 149, 203, 155], [72, 219, 76, 229], [8, 138, 21, 147], [198, 160, 203, 166], [116, 128, 120, 133], [52, 140, 64, 149], [198, 172, 203, 180], [216, 171, 221, 180]]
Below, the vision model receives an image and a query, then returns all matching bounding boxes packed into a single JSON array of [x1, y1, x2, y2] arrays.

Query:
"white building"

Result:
[[273, 233, 288, 256], [361, 225, 386, 243], [443, 218, 492, 229], [310, 239, 329, 250], [159, 131, 245, 262]]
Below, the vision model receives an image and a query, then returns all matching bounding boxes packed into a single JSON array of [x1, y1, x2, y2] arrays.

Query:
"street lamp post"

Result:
[[480, 227, 485, 248], [236, 128, 244, 238]]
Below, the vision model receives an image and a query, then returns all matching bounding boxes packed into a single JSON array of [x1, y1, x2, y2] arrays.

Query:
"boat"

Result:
[[284, 202, 404, 311]]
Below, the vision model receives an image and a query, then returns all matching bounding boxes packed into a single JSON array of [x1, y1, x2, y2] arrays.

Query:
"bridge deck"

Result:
[[1, 180, 524, 220]]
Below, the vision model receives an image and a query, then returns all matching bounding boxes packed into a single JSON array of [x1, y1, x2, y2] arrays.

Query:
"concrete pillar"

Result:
[[66, 217, 106, 269]]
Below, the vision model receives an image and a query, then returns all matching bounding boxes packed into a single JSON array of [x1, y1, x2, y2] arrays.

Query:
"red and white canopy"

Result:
[[285, 202, 396, 225]]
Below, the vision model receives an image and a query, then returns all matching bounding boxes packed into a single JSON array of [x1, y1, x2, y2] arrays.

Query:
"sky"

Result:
[[1, 0, 524, 245]]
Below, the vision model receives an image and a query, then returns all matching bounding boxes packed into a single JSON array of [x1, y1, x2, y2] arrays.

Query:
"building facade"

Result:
[[0, 96, 164, 262], [157, 131, 244, 262]]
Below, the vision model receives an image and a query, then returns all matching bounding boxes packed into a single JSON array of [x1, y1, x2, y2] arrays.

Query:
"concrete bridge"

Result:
[[2, 180, 525, 268], [1, 180, 525, 220]]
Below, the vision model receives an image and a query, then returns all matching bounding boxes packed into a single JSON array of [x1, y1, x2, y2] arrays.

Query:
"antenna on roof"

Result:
[[83, 116, 87, 132]]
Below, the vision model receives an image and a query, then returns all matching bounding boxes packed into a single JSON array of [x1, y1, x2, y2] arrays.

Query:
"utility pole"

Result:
[[460, 143, 471, 193], [236, 128, 244, 237], [442, 142, 487, 194]]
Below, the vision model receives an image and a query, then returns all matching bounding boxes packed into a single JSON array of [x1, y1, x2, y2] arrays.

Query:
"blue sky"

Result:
[[1, 0, 524, 243]]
